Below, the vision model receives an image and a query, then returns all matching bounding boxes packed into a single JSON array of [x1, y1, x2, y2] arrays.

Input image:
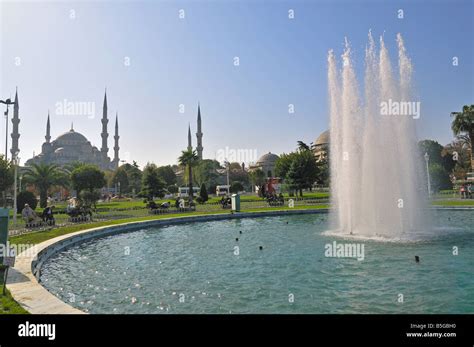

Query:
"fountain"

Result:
[[328, 32, 427, 239]]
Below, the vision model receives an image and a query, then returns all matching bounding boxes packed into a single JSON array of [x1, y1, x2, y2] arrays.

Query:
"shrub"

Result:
[[16, 191, 38, 213]]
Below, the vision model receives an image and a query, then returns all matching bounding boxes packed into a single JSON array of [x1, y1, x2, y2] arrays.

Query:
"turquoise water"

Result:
[[39, 211, 474, 314]]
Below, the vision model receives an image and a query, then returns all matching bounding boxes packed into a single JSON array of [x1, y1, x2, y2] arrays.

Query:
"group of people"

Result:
[[265, 192, 285, 206], [21, 204, 55, 226], [459, 184, 473, 199]]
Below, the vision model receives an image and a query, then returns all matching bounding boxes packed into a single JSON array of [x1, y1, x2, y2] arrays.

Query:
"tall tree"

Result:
[[156, 165, 177, 186], [71, 164, 106, 198], [286, 150, 319, 197], [141, 164, 166, 201], [0, 155, 14, 207], [23, 163, 68, 208], [249, 168, 266, 196], [451, 105, 474, 171], [178, 149, 199, 204]]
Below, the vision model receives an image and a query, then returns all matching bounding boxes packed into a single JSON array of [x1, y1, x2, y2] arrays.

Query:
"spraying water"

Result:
[[328, 32, 426, 240]]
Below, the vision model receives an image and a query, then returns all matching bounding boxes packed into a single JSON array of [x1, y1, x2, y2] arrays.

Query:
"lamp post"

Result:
[[424, 152, 431, 198], [0, 98, 14, 160], [12, 152, 19, 226], [118, 181, 121, 196]]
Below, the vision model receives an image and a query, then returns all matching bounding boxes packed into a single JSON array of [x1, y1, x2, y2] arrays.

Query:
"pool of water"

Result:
[[39, 210, 474, 314]]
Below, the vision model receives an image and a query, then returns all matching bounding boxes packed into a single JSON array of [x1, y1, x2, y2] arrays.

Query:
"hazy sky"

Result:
[[1, 0, 472, 168]]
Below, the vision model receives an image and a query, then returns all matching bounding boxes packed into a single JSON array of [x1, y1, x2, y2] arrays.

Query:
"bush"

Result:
[[79, 190, 101, 208], [168, 185, 178, 194], [199, 183, 208, 203], [230, 182, 244, 194], [16, 191, 38, 213]]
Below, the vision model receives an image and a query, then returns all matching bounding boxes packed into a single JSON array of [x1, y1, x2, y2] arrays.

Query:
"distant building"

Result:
[[25, 91, 120, 171], [313, 130, 329, 162], [249, 152, 280, 177]]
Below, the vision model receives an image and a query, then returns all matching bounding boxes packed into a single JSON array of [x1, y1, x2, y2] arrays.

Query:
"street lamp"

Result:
[[424, 152, 431, 198], [12, 152, 19, 226], [0, 98, 15, 160]]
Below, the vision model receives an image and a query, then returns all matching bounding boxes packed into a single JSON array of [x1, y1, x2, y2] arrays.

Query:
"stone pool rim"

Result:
[[6, 209, 329, 314]]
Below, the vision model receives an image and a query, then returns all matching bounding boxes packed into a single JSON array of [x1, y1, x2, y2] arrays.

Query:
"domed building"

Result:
[[313, 130, 329, 162], [25, 92, 120, 171], [249, 152, 279, 177]]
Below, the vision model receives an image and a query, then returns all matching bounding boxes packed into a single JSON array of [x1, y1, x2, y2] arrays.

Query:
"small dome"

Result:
[[257, 152, 279, 165], [314, 130, 329, 146]]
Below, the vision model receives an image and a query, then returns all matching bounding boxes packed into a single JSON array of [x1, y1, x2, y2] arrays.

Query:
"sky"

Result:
[[1, 0, 473, 168]]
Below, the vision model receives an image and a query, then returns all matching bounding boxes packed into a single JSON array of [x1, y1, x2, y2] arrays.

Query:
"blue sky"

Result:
[[1, 0, 472, 167]]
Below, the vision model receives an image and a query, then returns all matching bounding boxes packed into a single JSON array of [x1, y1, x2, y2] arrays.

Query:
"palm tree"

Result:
[[178, 149, 199, 204], [451, 105, 474, 171], [23, 163, 68, 208]]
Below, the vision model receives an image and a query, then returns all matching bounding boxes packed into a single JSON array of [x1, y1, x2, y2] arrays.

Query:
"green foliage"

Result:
[[23, 163, 68, 208], [141, 163, 166, 200], [156, 165, 177, 186], [199, 183, 209, 203], [121, 162, 142, 194], [167, 185, 178, 194], [16, 191, 38, 213], [71, 165, 106, 194], [230, 181, 244, 193], [451, 104, 474, 171], [286, 150, 319, 197], [429, 163, 452, 192], [275, 152, 298, 178], [178, 149, 200, 202], [0, 155, 14, 206], [193, 159, 221, 188], [110, 166, 130, 193], [79, 190, 101, 208]]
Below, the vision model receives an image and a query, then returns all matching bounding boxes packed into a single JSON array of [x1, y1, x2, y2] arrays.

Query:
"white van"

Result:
[[216, 185, 230, 196], [178, 186, 200, 198]]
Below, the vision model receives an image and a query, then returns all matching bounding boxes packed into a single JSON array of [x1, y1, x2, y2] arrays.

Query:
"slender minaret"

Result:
[[113, 113, 120, 168], [45, 111, 51, 143], [10, 87, 20, 159], [100, 90, 109, 157], [187, 124, 192, 152], [196, 103, 203, 160]]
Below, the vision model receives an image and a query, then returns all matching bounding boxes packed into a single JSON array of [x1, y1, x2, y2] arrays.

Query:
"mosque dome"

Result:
[[55, 129, 89, 145], [314, 130, 329, 147], [256, 152, 279, 166]]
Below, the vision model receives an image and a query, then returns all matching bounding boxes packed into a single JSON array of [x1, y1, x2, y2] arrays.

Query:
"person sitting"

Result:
[[22, 203, 38, 225], [42, 205, 56, 225]]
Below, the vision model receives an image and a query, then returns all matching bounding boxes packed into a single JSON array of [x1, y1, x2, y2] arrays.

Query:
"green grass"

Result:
[[432, 200, 474, 206], [0, 269, 30, 314]]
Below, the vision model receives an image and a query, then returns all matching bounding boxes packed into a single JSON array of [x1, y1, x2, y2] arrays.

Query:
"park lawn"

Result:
[[0, 288, 29, 314], [432, 200, 474, 206]]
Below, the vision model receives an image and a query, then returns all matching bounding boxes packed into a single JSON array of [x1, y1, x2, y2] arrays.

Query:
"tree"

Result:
[[141, 163, 166, 201], [230, 181, 244, 193], [249, 168, 266, 196], [23, 163, 68, 208], [122, 162, 142, 195], [71, 165, 106, 207], [197, 183, 209, 204], [429, 163, 452, 192], [297, 141, 310, 152], [275, 152, 298, 179], [16, 191, 37, 213], [193, 159, 221, 189], [444, 139, 471, 180], [0, 155, 14, 207], [110, 166, 130, 194], [286, 150, 319, 197], [451, 105, 474, 171], [178, 149, 199, 203], [156, 165, 177, 186]]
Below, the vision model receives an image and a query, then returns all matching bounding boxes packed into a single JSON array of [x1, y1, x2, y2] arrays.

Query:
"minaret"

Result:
[[10, 87, 20, 159], [187, 124, 192, 152], [100, 90, 109, 157], [45, 111, 51, 143], [113, 113, 120, 168], [196, 103, 203, 160], [42, 112, 52, 155]]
